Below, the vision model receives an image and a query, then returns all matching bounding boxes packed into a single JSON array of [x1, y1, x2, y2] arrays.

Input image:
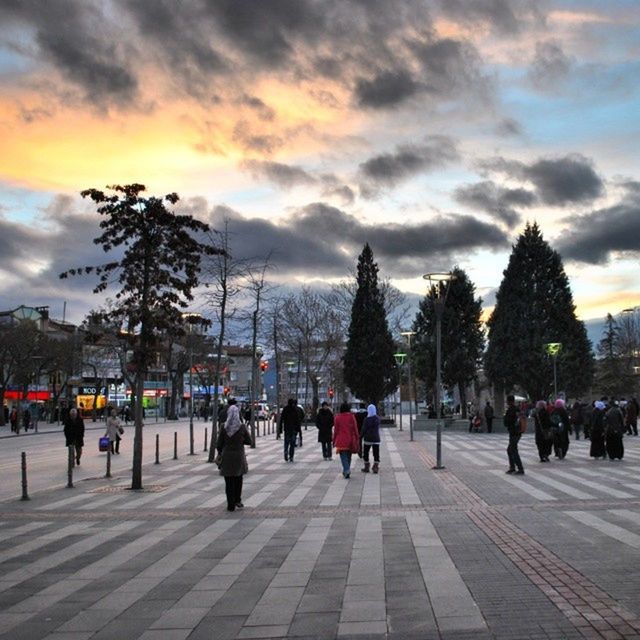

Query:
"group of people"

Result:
[[214, 398, 383, 511], [314, 401, 381, 478], [505, 395, 639, 474]]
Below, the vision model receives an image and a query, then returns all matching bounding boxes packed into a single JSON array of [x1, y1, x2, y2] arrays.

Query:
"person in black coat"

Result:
[[605, 402, 625, 460], [64, 408, 85, 465], [504, 394, 524, 474], [361, 404, 381, 473], [533, 401, 552, 462], [551, 399, 571, 459], [216, 404, 251, 511], [315, 402, 334, 460], [279, 398, 301, 462]]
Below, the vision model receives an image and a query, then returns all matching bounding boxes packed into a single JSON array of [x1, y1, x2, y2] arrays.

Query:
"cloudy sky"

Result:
[[0, 0, 638, 331]]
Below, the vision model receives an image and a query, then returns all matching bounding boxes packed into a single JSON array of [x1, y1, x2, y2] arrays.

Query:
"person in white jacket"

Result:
[[104, 406, 124, 454]]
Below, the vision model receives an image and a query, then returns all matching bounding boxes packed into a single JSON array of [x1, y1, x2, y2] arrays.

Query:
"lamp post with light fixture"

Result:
[[544, 342, 562, 400], [393, 353, 406, 431], [401, 331, 416, 441], [423, 272, 455, 470]]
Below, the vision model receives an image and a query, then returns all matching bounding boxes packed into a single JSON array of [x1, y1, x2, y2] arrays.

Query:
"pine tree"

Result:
[[412, 267, 485, 415], [485, 222, 594, 401], [595, 314, 629, 397], [343, 243, 396, 405]]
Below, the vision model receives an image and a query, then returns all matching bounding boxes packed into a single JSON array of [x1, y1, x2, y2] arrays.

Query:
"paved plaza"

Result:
[[2, 424, 640, 639]]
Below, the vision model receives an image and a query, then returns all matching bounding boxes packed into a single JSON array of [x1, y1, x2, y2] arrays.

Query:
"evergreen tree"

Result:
[[485, 222, 594, 401], [412, 267, 485, 415], [343, 243, 396, 405], [595, 314, 629, 397]]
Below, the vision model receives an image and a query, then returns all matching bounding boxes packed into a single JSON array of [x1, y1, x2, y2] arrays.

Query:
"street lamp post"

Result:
[[423, 272, 455, 470], [544, 342, 562, 400], [401, 331, 416, 441], [393, 353, 406, 431], [183, 313, 203, 456]]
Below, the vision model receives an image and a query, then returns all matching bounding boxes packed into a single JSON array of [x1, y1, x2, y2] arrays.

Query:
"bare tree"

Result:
[[201, 220, 252, 461]]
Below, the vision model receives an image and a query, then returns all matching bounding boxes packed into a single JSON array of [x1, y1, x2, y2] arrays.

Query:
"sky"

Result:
[[0, 0, 638, 340]]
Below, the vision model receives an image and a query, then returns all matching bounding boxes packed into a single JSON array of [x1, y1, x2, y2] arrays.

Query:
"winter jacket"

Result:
[[216, 424, 250, 477], [605, 406, 625, 435], [503, 405, 519, 436], [64, 415, 85, 447], [104, 416, 122, 441], [315, 407, 334, 443], [361, 415, 381, 444], [333, 412, 360, 453], [279, 403, 301, 436]]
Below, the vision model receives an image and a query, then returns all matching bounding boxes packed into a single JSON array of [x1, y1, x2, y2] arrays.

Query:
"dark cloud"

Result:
[[241, 160, 316, 189], [320, 175, 356, 205], [495, 117, 522, 137], [232, 122, 284, 155], [556, 197, 640, 265], [238, 95, 275, 121], [454, 181, 535, 227], [1, 1, 138, 107], [528, 40, 572, 91], [437, 0, 543, 34], [355, 69, 423, 109], [359, 136, 459, 194], [479, 154, 605, 206]]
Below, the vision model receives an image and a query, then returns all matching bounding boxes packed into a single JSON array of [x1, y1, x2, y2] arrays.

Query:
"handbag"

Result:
[[519, 416, 528, 434], [99, 436, 110, 452], [118, 426, 124, 435], [213, 452, 222, 467]]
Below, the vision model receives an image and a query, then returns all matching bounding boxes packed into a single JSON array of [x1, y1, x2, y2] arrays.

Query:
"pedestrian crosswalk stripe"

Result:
[[489, 470, 556, 501], [564, 511, 640, 549]]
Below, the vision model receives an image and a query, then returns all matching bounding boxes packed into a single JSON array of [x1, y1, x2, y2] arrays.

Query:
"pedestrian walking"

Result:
[[104, 406, 124, 454], [315, 401, 334, 460], [570, 401, 584, 440], [551, 399, 570, 459], [533, 400, 552, 462], [279, 398, 301, 462], [589, 401, 606, 459], [360, 404, 381, 473], [9, 407, 18, 433], [484, 400, 494, 433], [216, 403, 251, 511], [625, 397, 638, 436], [504, 394, 524, 475], [605, 401, 625, 460], [64, 407, 85, 465], [333, 402, 360, 479], [22, 408, 31, 431]]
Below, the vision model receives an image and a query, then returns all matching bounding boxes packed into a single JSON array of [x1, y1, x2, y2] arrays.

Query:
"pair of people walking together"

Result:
[[332, 402, 381, 478]]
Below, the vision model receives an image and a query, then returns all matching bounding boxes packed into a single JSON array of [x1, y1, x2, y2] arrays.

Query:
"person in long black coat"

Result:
[[279, 399, 301, 462], [551, 399, 571, 459], [605, 402, 625, 460], [315, 402, 334, 460], [589, 401, 606, 459], [64, 408, 85, 465], [533, 401, 553, 462], [216, 404, 251, 511]]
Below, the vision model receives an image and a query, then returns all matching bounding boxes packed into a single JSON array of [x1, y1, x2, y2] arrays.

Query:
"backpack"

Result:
[[550, 412, 564, 432]]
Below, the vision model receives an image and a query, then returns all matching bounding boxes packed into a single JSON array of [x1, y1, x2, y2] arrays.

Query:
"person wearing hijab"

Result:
[[589, 401, 606, 459], [533, 400, 553, 462], [333, 402, 360, 479], [216, 402, 252, 511], [360, 404, 381, 473], [605, 401, 625, 460], [315, 401, 334, 460], [551, 399, 571, 459]]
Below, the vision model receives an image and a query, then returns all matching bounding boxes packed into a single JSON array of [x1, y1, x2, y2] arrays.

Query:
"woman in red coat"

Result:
[[333, 402, 360, 478]]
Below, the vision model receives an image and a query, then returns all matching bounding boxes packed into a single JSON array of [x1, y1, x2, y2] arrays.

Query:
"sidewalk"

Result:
[[1, 429, 640, 639]]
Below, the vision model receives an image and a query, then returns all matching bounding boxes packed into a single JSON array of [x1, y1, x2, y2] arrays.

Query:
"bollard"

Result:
[[204, 427, 208, 452], [105, 446, 112, 478], [21, 452, 30, 501], [67, 445, 74, 488], [155, 434, 160, 465], [173, 431, 178, 460]]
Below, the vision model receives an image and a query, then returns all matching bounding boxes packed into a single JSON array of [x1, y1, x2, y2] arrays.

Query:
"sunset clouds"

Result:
[[0, 0, 638, 324]]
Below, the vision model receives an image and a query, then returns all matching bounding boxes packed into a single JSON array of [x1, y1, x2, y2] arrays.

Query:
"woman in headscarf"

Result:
[[360, 404, 381, 473], [550, 399, 571, 459], [605, 401, 625, 460], [216, 402, 252, 511], [533, 401, 552, 462], [315, 401, 334, 460], [589, 401, 606, 459], [333, 402, 360, 479]]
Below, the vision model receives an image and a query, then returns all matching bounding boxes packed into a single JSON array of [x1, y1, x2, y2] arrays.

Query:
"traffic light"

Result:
[[328, 387, 334, 399], [223, 386, 230, 396], [260, 360, 269, 372]]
